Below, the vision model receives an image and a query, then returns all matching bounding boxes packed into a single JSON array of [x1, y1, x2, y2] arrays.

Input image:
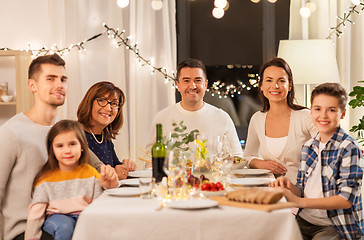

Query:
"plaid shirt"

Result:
[[296, 127, 364, 239]]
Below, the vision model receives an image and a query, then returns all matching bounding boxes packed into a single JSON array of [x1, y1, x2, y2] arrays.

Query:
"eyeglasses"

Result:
[[95, 98, 120, 110]]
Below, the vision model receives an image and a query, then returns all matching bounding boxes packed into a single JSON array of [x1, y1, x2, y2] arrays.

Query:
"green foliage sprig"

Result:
[[348, 80, 364, 145], [164, 121, 199, 152]]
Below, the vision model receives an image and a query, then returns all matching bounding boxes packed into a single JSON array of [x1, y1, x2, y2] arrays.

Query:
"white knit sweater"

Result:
[[146, 102, 243, 157]]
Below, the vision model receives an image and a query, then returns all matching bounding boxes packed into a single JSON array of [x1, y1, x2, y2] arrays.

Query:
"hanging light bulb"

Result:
[[251, 0, 260, 3], [214, 0, 227, 8], [300, 7, 311, 18], [267, 0, 277, 3], [117, 0, 129, 8], [212, 7, 225, 19], [351, 0, 360, 5], [151, 0, 163, 11]]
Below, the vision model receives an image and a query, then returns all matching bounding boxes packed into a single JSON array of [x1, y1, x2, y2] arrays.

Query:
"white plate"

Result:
[[128, 169, 152, 178], [105, 187, 140, 197], [200, 190, 226, 197], [167, 199, 219, 210], [231, 169, 271, 176], [229, 178, 273, 186], [119, 178, 140, 186]]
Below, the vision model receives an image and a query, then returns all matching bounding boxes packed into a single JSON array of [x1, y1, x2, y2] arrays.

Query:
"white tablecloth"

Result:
[[73, 189, 302, 240]]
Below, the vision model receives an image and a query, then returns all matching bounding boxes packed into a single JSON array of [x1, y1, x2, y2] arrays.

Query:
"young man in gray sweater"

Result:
[[0, 54, 68, 240]]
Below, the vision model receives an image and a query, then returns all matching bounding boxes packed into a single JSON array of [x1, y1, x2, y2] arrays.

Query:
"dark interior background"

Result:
[[176, 0, 290, 147]]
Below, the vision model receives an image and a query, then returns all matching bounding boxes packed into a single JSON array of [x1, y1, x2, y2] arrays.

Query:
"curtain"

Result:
[[0, 0, 176, 167], [289, 0, 364, 137]]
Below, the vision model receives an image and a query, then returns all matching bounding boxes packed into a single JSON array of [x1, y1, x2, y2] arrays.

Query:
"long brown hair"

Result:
[[32, 120, 90, 194], [258, 57, 306, 112], [77, 81, 125, 140]]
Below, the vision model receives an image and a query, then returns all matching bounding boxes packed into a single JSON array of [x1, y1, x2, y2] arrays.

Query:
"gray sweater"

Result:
[[0, 113, 52, 240]]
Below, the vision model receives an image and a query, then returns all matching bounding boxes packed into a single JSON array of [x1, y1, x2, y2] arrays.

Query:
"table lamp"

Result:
[[277, 39, 340, 106]]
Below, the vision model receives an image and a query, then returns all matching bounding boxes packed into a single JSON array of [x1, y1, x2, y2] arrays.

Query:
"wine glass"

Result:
[[214, 135, 233, 184], [163, 148, 186, 198]]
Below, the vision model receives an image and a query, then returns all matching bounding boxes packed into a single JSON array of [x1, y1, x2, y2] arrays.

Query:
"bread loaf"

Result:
[[226, 188, 283, 204]]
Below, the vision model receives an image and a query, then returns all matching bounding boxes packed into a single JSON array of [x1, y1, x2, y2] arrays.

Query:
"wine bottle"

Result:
[[152, 123, 167, 183]]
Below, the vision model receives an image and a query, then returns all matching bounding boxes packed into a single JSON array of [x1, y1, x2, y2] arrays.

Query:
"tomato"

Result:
[[201, 183, 211, 191], [216, 182, 223, 189], [193, 184, 199, 189], [210, 182, 216, 190]]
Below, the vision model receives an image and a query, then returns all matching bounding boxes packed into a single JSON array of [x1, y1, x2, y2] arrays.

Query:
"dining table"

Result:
[[72, 170, 303, 240]]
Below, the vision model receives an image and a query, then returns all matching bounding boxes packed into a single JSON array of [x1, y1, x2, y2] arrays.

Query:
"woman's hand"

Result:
[[250, 159, 287, 175], [99, 165, 118, 189], [115, 164, 129, 180], [122, 159, 137, 171]]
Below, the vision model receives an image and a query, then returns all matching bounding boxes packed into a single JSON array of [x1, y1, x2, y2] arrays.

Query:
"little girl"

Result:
[[25, 120, 118, 240]]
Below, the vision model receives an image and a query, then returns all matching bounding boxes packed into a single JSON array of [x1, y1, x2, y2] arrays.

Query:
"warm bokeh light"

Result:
[[306, 2, 317, 12], [212, 7, 225, 19], [214, 0, 227, 9], [117, 0, 129, 8], [251, 0, 261, 3], [299, 7, 311, 18], [267, 0, 277, 3], [151, 0, 163, 11]]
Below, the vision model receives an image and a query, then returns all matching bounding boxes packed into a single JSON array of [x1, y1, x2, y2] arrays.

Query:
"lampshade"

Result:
[[277, 39, 340, 84]]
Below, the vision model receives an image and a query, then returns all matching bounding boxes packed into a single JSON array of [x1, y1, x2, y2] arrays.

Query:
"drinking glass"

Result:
[[139, 177, 155, 199], [214, 135, 233, 184], [192, 133, 212, 180], [163, 148, 186, 198]]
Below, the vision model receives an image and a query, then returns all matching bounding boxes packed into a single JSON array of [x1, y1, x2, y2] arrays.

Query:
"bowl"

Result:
[[2, 95, 14, 102]]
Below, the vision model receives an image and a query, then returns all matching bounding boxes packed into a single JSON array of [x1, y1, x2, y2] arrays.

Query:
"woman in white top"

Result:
[[244, 58, 317, 183]]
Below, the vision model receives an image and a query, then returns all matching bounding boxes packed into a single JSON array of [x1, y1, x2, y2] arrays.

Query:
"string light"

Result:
[[206, 71, 259, 98], [103, 23, 175, 83], [327, 3, 364, 39], [10, 7, 364, 99]]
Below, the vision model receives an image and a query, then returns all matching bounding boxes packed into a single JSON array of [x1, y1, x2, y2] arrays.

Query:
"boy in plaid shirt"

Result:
[[271, 83, 364, 239]]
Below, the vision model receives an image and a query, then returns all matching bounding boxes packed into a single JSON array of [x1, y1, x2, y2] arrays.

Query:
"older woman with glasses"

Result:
[[77, 81, 136, 180]]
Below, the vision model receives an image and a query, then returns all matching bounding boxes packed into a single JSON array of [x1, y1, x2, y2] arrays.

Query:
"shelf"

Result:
[[0, 102, 16, 105]]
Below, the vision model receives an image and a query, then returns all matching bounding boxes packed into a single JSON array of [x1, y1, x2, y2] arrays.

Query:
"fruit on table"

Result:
[[200, 181, 225, 191]]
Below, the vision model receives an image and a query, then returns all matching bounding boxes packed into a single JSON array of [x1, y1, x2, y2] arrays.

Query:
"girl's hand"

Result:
[[100, 165, 118, 189], [269, 176, 292, 189], [122, 159, 137, 171], [253, 159, 287, 175]]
